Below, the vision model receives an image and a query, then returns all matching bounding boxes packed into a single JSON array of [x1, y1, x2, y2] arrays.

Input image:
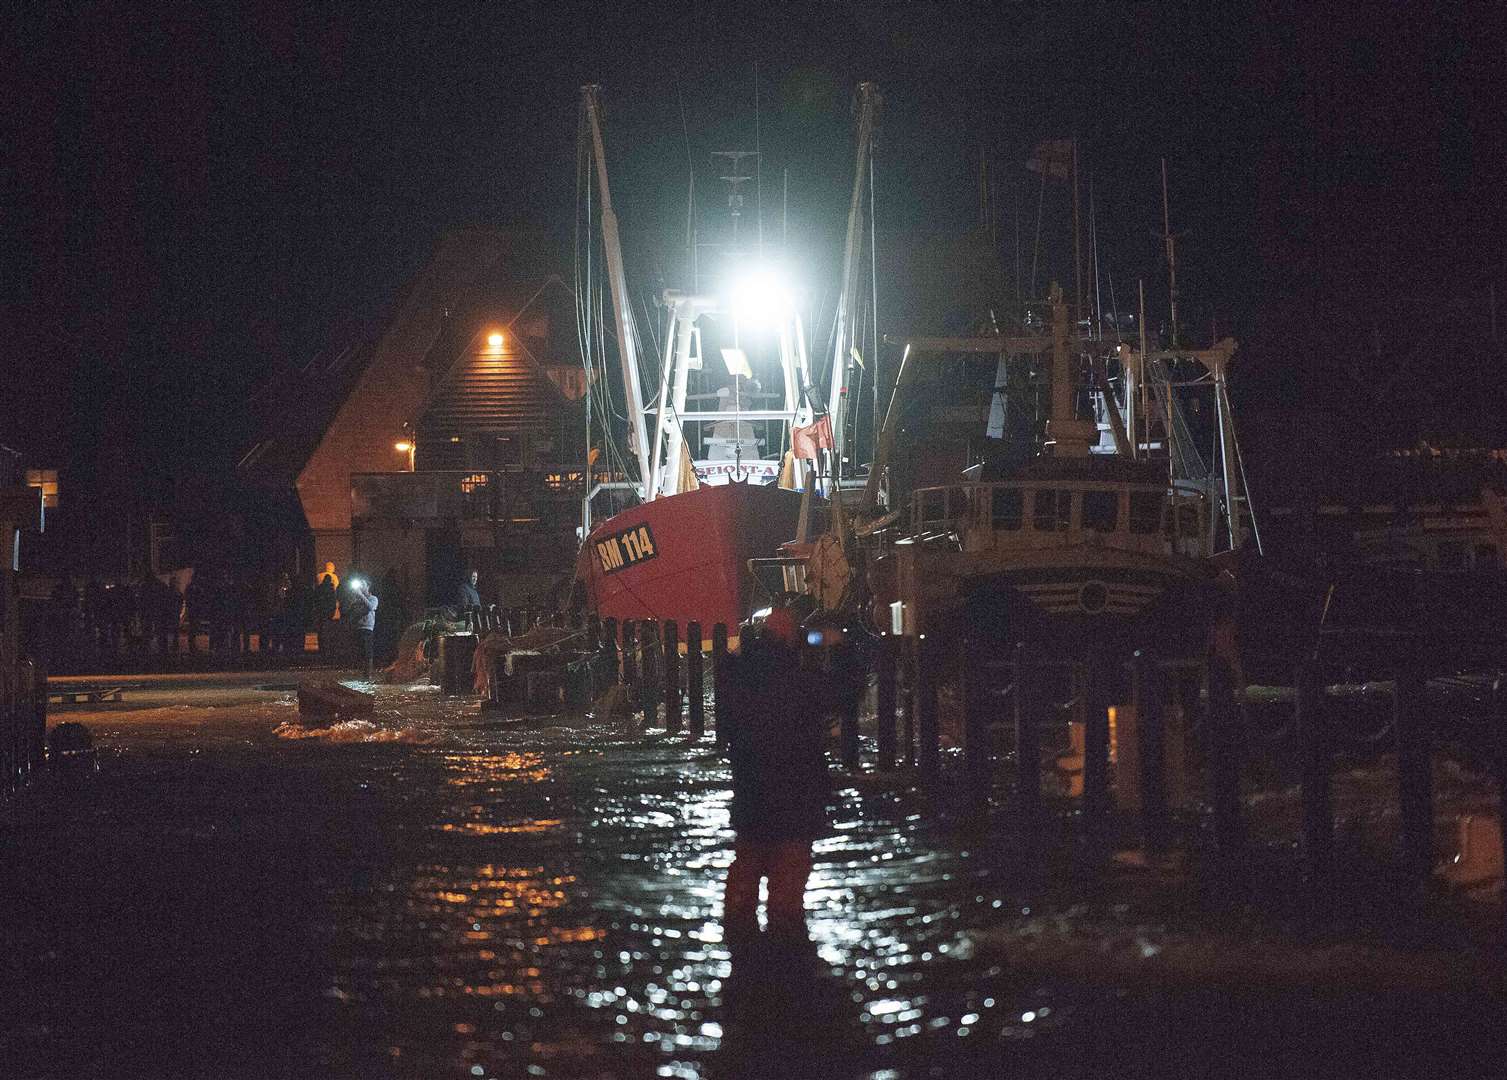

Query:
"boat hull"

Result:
[[577, 483, 804, 641], [888, 541, 1222, 660]]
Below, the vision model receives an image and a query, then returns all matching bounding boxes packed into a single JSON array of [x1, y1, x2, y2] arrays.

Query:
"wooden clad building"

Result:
[[241, 228, 588, 605]]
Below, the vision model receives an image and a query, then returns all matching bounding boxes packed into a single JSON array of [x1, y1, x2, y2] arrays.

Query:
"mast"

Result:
[[826, 82, 883, 472], [581, 85, 652, 498]]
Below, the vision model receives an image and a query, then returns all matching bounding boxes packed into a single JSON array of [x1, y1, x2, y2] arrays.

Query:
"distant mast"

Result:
[[580, 85, 651, 497]]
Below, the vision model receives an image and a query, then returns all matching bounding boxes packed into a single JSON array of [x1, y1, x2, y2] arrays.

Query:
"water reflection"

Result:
[[45, 683, 1086, 1078]]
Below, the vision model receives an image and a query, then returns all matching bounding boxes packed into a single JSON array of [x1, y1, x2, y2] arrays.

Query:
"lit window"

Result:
[[460, 473, 489, 494], [25, 468, 59, 509]]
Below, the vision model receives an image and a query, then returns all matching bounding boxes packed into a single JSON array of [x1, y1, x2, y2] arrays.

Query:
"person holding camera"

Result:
[[349, 577, 378, 682], [719, 606, 836, 945]]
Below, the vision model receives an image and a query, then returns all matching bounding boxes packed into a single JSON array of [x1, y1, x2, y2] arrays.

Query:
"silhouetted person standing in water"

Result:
[[719, 607, 835, 944]]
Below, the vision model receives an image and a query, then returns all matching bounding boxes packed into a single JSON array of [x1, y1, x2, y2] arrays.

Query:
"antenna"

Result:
[[1160, 158, 1180, 348], [754, 64, 763, 255], [710, 150, 759, 249], [1090, 175, 1103, 339]]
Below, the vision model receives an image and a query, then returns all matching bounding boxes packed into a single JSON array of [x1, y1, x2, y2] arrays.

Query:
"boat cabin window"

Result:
[[919, 489, 947, 523], [1474, 542, 1500, 569], [1081, 490, 1119, 533], [991, 487, 1023, 530], [1033, 489, 1071, 532], [1128, 491, 1162, 534], [1165, 500, 1200, 542]]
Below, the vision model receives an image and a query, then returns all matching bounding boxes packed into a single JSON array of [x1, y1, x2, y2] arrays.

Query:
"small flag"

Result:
[[792, 415, 835, 459]]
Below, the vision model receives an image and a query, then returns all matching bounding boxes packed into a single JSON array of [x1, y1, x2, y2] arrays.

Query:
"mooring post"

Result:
[[961, 637, 993, 811], [600, 617, 619, 691], [839, 663, 861, 772], [687, 621, 705, 738], [916, 635, 940, 781], [1206, 652, 1245, 856], [1493, 674, 1507, 936], [1133, 650, 1169, 856], [1297, 661, 1334, 898], [663, 620, 682, 735], [1393, 662, 1432, 883], [901, 637, 918, 768], [875, 635, 898, 771], [1013, 642, 1041, 818], [640, 622, 660, 727], [712, 623, 730, 746], [1082, 656, 1111, 829], [620, 619, 637, 687], [586, 615, 601, 653]]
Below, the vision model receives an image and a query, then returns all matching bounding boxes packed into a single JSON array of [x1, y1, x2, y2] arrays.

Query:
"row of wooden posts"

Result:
[[2, 658, 47, 801], [589, 616, 1507, 907]]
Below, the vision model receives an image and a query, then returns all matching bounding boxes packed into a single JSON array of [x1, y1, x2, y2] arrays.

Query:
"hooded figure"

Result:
[[719, 608, 836, 942]]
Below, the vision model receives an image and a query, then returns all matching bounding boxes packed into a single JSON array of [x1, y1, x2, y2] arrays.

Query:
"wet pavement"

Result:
[[2, 676, 1504, 1079]]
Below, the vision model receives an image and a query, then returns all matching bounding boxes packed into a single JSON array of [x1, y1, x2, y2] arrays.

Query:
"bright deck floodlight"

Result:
[[727, 267, 793, 328], [487, 331, 505, 349]]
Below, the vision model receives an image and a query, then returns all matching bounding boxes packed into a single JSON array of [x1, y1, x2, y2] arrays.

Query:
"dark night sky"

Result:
[[7, 2, 1506, 491]]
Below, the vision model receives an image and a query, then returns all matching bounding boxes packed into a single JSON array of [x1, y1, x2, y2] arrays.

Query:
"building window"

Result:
[[25, 468, 59, 509], [1082, 489, 1119, 532], [460, 473, 489, 495]]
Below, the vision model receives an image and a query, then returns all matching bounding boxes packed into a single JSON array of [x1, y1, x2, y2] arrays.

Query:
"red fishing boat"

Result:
[[571, 85, 878, 640], [576, 481, 802, 644]]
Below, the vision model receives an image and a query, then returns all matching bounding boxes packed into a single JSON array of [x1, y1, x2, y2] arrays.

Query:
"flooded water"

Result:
[[2, 679, 1502, 1078]]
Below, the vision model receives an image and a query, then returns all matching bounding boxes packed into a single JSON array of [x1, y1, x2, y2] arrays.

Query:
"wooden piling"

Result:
[[875, 635, 898, 771], [1394, 663, 1432, 882], [620, 620, 637, 686], [1082, 657, 1111, 828], [600, 617, 618, 688], [916, 636, 940, 780], [663, 620, 682, 735], [1297, 662, 1333, 894], [1494, 675, 1507, 935], [1206, 653, 1245, 855], [587, 615, 601, 652], [961, 638, 993, 810], [640, 622, 660, 727], [901, 637, 917, 767], [712, 623, 730, 745], [1012, 643, 1041, 817], [839, 675, 861, 772], [1132, 650, 1169, 855], [687, 622, 705, 738]]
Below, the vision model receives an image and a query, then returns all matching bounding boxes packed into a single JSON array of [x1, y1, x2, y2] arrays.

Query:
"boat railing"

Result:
[[906, 480, 1209, 555]]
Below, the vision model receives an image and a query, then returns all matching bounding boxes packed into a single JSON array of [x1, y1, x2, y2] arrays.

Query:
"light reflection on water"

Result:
[[268, 687, 1075, 1079]]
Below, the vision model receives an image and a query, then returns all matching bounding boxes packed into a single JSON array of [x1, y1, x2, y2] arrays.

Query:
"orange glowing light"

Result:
[[487, 331, 504, 348], [394, 440, 413, 453]]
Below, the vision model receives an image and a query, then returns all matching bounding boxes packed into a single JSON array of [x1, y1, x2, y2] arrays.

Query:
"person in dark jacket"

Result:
[[720, 607, 835, 942], [456, 568, 482, 611]]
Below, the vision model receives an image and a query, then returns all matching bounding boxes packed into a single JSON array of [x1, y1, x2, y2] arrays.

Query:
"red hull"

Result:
[[577, 483, 803, 639]]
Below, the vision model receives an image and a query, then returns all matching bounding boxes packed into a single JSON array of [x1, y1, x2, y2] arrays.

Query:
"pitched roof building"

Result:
[[241, 228, 588, 607]]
